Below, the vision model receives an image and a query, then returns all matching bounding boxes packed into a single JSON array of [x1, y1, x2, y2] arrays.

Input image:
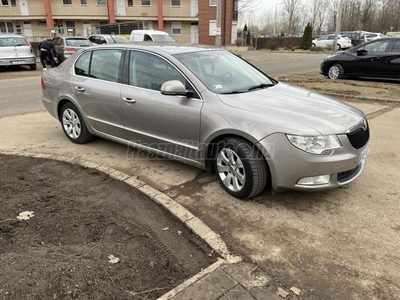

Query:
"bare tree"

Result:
[[309, 0, 329, 35], [282, 0, 303, 35]]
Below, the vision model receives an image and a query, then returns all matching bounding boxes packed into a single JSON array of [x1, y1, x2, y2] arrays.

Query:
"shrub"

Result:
[[300, 22, 313, 50], [235, 37, 243, 47], [310, 46, 324, 52]]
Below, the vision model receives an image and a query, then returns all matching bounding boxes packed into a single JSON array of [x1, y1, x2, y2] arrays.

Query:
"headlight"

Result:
[[286, 134, 342, 155]]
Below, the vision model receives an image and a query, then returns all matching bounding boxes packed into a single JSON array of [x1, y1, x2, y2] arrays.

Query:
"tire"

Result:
[[30, 63, 37, 70], [336, 43, 341, 50], [214, 138, 267, 199], [312, 43, 316, 48], [60, 103, 93, 144], [328, 63, 344, 80]]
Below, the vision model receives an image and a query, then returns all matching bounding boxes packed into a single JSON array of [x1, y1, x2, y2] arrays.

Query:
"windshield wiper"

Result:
[[248, 83, 275, 91], [220, 90, 247, 94]]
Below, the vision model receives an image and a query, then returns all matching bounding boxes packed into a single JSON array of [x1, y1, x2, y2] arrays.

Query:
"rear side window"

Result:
[[66, 38, 92, 47], [74, 51, 91, 77], [392, 40, 400, 52], [90, 49, 123, 83], [0, 37, 27, 47]]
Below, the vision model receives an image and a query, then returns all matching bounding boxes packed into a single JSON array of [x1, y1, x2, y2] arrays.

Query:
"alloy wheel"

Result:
[[216, 148, 246, 192], [328, 65, 340, 79], [62, 109, 81, 139]]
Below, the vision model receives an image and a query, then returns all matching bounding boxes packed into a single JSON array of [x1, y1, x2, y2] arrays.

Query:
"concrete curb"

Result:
[[0, 150, 243, 299]]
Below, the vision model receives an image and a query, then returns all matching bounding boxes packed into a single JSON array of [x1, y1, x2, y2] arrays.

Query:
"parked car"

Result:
[[0, 34, 36, 70], [41, 44, 369, 199], [53, 36, 92, 64], [320, 37, 400, 79], [364, 33, 386, 42], [88, 34, 129, 45], [312, 34, 352, 50], [130, 30, 175, 42]]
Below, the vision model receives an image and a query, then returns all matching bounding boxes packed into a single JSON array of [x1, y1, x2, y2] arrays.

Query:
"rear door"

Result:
[[70, 48, 125, 138], [383, 39, 400, 77]]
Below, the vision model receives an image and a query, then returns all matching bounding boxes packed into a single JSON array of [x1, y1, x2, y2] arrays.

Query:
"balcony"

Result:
[[0, 4, 45, 17], [51, 4, 108, 18], [162, 4, 198, 18]]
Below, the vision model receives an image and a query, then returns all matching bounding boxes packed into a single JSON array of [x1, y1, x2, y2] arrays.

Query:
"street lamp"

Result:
[[273, 3, 282, 36]]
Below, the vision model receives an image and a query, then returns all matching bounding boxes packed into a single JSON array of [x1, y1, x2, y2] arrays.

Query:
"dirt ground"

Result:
[[277, 72, 400, 102], [0, 155, 216, 300]]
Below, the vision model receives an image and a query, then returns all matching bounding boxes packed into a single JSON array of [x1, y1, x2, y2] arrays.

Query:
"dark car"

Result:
[[53, 36, 92, 64], [321, 37, 400, 79]]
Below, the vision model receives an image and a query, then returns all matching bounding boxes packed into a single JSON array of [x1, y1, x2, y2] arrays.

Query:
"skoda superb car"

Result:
[[41, 44, 369, 199]]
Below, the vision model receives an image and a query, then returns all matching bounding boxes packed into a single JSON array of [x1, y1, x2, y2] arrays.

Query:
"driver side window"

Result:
[[363, 40, 390, 53], [129, 51, 186, 91]]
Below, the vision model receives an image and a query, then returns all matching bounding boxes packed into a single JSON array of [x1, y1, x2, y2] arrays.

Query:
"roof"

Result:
[[88, 43, 221, 55]]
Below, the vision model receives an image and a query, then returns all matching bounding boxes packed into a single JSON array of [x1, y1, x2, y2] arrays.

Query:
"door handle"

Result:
[[122, 97, 137, 103], [75, 87, 85, 92]]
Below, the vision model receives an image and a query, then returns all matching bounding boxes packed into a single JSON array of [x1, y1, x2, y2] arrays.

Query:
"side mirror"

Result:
[[356, 49, 368, 56], [161, 80, 188, 96]]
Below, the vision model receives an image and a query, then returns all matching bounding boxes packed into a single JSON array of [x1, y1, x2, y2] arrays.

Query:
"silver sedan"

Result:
[[41, 44, 369, 199]]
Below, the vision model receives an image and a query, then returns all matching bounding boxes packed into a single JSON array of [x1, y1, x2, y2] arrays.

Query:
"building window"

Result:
[[97, 0, 106, 5], [0, 21, 13, 33], [37, 20, 47, 25], [128, 0, 133, 7], [210, 0, 217, 6], [171, 22, 181, 35], [63, 0, 72, 5], [141, 0, 150, 6], [171, 0, 180, 6], [81, 0, 88, 5], [209, 20, 216, 36], [1, 0, 9, 6]]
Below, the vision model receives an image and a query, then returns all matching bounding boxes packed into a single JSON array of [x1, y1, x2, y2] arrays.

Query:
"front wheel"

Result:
[[214, 138, 267, 199], [29, 63, 37, 70], [328, 63, 344, 80], [336, 43, 341, 50], [312, 43, 316, 48], [60, 103, 93, 144]]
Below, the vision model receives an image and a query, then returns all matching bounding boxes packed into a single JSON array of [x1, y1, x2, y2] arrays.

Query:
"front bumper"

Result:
[[258, 133, 369, 191]]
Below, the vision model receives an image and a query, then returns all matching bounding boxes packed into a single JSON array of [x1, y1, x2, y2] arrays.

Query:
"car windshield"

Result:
[[152, 34, 176, 42], [0, 37, 27, 47], [174, 50, 275, 94], [66, 38, 92, 47]]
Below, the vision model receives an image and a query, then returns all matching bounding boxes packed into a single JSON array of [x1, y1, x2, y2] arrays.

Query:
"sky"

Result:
[[239, 0, 284, 28]]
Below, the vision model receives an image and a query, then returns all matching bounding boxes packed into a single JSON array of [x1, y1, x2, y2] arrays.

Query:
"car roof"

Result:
[[87, 43, 221, 55], [55, 36, 90, 39], [131, 30, 169, 35], [89, 34, 126, 38]]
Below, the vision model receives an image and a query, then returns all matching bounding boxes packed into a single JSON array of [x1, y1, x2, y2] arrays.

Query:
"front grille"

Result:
[[337, 164, 362, 183], [346, 120, 369, 149]]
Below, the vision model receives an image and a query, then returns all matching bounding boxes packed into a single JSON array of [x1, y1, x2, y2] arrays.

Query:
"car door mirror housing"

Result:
[[357, 49, 368, 56], [161, 80, 188, 96]]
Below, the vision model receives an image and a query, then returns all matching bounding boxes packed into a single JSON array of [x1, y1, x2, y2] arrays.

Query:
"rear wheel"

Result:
[[214, 138, 267, 199], [312, 43, 316, 48], [336, 43, 341, 50], [328, 63, 344, 80], [60, 103, 93, 144], [29, 63, 37, 70]]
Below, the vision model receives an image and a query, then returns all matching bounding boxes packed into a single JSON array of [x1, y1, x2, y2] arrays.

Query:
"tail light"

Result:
[[64, 47, 76, 52], [25, 37, 33, 53], [41, 77, 46, 90]]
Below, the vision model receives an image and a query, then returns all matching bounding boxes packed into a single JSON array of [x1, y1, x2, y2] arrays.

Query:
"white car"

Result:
[[365, 33, 387, 42], [312, 34, 352, 50]]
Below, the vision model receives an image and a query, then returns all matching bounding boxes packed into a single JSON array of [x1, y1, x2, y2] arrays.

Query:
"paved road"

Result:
[[0, 52, 398, 300], [0, 76, 42, 118], [241, 51, 327, 77]]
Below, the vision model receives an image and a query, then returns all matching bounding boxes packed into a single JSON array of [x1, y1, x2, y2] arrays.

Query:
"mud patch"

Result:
[[0, 155, 217, 299]]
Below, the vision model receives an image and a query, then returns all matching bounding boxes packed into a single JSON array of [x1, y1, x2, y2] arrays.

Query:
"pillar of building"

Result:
[[43, 0, 55, 35], [157, 0, 164, 31], [107, 0, 116, 24]]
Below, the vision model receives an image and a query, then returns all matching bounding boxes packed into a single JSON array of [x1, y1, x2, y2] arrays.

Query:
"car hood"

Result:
[[217, 82, 365, 136]]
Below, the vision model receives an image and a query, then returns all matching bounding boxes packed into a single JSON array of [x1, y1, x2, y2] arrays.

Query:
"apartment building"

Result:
[[0, 0, 238, 45]]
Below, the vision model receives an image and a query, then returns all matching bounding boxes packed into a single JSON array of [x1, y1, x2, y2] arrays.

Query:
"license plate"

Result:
[[11, 61, 26, 65], [360, 146, 369, 164]]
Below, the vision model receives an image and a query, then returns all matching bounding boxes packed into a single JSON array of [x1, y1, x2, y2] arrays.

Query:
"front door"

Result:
[[349, 39, 392, 77], [121, 50, 202, 160], [19, 0, 29, 16], [82, 21, 92, 37], [190, 24, 198, 44], [22, 21, 32, 38]]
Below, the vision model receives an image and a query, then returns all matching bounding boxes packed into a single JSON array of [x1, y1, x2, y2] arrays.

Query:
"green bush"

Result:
[[251, 37, 302, 50], [310, 46, 324, 52], [300, 22, 313, 50]]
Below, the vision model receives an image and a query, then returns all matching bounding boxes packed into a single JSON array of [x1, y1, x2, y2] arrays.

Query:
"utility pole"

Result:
[[215, 0, 222, 47], [333, 0, 343, 53]]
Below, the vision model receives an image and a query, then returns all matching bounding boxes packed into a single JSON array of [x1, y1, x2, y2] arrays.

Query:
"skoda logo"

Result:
[[361, 119, 368, 131]]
